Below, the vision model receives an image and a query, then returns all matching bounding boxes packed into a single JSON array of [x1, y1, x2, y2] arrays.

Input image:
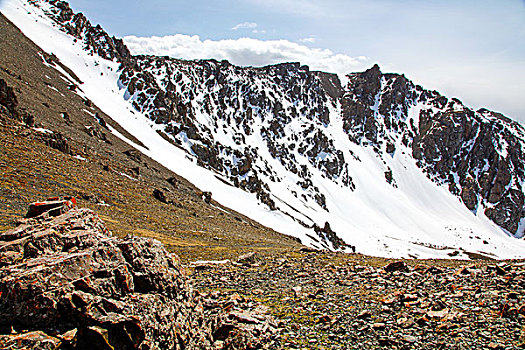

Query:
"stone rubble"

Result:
[[191, 253, 525, 349]]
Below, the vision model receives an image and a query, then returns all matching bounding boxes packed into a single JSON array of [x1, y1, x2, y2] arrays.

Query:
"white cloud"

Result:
[[123, 34, 369, 78], [123, 34, 525, 122], [300, 37, 316, 43], [231, 22, 258, 30]]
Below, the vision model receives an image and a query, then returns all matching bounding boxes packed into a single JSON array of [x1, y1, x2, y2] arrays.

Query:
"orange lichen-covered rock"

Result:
[[25, 196, 77, 218]]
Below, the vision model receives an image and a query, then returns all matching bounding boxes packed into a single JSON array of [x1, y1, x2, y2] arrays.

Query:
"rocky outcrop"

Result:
[[0, 77, 38, 127], [313, 222, 349, 251], [25, 196, 77, 218], [0, 78, 18, 115], [45, 0, 131, 63], [413, 107, 525, 234], [0, 198, 276, 349], [41, 130, 72, 154]]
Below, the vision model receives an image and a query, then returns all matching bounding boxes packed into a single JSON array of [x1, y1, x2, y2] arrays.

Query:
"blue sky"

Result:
[[66, 0, 525, 121]]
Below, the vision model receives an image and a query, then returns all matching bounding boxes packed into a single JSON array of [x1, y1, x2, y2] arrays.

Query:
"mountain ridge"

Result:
[[2, 0, 525, 259]]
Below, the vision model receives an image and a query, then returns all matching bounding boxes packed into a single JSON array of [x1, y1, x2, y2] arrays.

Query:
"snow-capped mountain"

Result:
[[3, 0, 525, 259]]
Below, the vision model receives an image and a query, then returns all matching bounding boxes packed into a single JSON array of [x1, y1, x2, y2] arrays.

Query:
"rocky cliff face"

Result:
[[13, 0, 525, 252], [413, 107, 525, 234], [0, 198, 277, 349], [343, 65, 525, 235], [41, 0, 131, 63], [118, 58, 525, 239]]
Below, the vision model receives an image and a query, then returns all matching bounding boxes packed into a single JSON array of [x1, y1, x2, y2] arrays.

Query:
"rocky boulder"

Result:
[[25, 196, 77, 218], [0, 78, 18, 115], [0, 198, 274, 349]]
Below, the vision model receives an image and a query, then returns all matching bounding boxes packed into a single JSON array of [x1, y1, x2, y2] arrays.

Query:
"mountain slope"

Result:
[[0, 12, 301, 261], [2, 0, 525, 259]]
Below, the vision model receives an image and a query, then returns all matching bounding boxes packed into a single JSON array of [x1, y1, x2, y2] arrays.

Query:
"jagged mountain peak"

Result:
[[3, 0, 525, 258]]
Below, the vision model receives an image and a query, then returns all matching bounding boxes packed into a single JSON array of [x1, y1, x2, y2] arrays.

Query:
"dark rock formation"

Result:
[[41, 131, 72, 154], [153, 188, 167, 203], [0, 78, 17, 115], [384, 261, 410, 273], [313, 222, 349, 251], [413, 108, 525, 234], [199, 191, 212, 204], [25, 196, 77, 218], [123, 149, 142, 163], [384, 168, 394, 186], [46, 1, 131, 63]]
